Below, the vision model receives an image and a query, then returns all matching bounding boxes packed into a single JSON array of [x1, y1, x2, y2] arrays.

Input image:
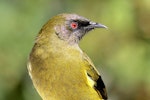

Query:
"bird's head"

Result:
[[38, 13, 107, 44]]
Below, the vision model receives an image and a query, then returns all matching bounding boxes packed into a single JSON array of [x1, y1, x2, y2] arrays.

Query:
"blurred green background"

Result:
[[0, 0, 150, 100]]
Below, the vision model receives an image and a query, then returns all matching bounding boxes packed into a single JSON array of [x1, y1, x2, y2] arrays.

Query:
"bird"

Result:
[[27, 13, 108, 100]]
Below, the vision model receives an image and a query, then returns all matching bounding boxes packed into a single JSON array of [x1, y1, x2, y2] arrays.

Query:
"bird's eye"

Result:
[[70, 22, 78, 29]]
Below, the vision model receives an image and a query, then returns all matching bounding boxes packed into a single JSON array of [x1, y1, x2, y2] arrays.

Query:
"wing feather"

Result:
[[83, 52, 108, 99]]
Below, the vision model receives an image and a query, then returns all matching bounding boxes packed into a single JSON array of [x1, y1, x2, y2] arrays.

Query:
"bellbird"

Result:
[[28, 13, 108, 100]]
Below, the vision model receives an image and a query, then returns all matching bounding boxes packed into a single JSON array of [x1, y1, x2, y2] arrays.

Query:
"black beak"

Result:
[[89, 21, 107, 29], [84, 21, 107, 32]]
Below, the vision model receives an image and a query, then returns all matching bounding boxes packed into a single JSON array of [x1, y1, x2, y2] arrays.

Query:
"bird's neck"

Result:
[[32, 32, 83, 59]]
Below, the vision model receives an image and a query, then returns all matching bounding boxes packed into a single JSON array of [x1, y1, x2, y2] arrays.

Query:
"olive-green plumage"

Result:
[[28, 13, 107, 100]]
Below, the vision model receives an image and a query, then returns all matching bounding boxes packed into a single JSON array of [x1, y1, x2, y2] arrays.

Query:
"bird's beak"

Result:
[[89, 21, 108, 29], [83, 21, 107, 34]]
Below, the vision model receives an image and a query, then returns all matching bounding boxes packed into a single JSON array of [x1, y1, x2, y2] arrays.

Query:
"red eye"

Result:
[[70, 22, 78, 29]]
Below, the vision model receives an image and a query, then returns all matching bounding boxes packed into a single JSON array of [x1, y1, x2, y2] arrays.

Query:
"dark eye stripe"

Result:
[[68, 20, 90, 31], [80, 21, 90, 26], [71, 20, 90, 27]]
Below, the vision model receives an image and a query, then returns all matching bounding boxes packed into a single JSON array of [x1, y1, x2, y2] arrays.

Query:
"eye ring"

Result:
[[70, 22, 78, 29]]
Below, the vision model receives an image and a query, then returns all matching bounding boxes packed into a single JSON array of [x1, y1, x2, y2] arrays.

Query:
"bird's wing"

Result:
[[83, 52, 108, 99]]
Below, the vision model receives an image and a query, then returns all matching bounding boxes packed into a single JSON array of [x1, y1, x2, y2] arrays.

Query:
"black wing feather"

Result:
[[95, 76, 108, 99]]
